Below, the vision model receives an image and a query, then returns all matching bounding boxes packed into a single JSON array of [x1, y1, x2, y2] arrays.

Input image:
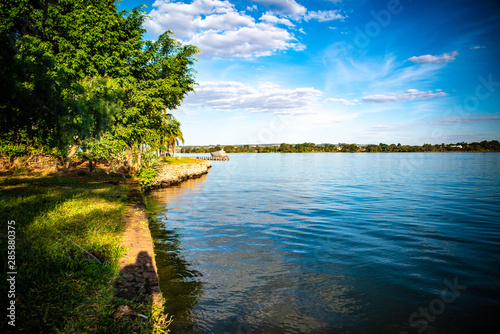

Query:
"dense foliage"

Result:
[[182, 140, 500, 153], [0, 0, 197, 171]]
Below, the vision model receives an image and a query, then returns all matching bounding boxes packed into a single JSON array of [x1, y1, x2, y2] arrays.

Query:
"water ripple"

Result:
[[145, 153, 500, 334]]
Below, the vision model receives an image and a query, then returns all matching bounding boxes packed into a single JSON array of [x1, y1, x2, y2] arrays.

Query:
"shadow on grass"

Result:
[[0, 174, 143, 333]]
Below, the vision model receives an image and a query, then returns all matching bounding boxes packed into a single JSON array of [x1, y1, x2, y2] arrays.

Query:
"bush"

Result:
[[141, 151, 164, 173], [78, 134, 127, 172], [138, 167, 156, 190], [0, 139, 44, 157]]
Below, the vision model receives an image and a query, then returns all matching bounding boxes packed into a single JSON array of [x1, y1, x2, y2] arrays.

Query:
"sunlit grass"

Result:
[[162, 157, 204, 165], [0, 174, 169, 333]]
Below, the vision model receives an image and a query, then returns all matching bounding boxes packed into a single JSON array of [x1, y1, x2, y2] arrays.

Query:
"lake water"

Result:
[[144, 153, 500, 334]]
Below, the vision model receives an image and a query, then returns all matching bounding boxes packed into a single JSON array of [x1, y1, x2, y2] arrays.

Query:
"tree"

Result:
[[223, 145, 235, 153], [78, 133, 126, 172], [105, 30, 198, 171], [366, 144, 381, 152], [1, 0, 199, 172], [279, 143, 291, 152], [1, 1, 139, 155], [162, 113, 184, 156]]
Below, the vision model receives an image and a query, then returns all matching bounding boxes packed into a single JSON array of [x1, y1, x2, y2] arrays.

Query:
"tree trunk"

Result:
[[125, 145, 132, 172], [65, 144, 80, 168], [136, 150, 141, 170]]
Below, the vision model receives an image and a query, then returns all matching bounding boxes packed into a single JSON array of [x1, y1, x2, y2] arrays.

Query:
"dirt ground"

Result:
[[0, 156, 128, 177], [114, 183, 163, 307]]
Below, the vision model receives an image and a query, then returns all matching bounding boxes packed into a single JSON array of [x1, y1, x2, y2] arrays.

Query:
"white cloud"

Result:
[[250, 0, 345, 20], [251, 0, 307, 16], [304, 10, 345, 22], [182, 81, 323, 113], [145, 0, 237, 39], [197, 11, 254, 31], [470, 46, 485, 50], [145, 0, 303, 58], [189, 26, 304, 58], [144, 0, 345, 58], [260, 12, 295, 27], [362, 89, 448, 103], [407, 51, 459, 64], [327, 98, 359, 105], [251, 0, 346, 22]]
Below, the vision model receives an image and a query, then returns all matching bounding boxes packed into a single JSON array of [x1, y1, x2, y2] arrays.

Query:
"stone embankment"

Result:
[[115, 183, 162, 307], [115, 161, 211, 308], [151, 160, 211, 188]]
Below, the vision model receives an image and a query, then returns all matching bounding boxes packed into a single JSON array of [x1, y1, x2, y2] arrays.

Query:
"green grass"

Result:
[[161, 157, 204, 165], [0, 173, 170, 333]]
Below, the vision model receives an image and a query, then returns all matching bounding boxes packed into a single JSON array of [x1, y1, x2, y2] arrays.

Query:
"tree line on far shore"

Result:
[[181, 140, 500, 154]]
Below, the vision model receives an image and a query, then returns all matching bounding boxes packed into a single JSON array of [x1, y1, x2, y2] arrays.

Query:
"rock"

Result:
[[111, 305, 148, 319], [151, 161, 212, 189]]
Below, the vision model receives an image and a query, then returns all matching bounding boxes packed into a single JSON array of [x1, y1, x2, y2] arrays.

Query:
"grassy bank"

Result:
[[162, 157, 205, 165], [1, 173, 168, 333]]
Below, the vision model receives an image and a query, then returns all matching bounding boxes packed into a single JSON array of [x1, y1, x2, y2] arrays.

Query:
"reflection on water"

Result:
[[145, 154, 500, 334], [145, 176, 208, 333]]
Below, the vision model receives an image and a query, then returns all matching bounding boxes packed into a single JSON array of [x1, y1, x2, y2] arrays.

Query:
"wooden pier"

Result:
[[195, 156, 230, 161]]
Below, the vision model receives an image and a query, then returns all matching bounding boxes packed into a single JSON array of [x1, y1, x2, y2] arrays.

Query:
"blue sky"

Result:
[[118, 0, 500, 145]]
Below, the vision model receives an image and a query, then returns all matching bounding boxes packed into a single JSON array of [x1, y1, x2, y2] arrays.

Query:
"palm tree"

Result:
[[162, 112, 184, 156]]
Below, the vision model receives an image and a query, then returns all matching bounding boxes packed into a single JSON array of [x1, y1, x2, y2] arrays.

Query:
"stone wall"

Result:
[[151, 160, 212, 188]]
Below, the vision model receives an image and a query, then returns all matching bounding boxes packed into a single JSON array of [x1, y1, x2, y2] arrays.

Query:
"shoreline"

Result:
[[149, 160, 212, 190], [116, 160, 212, 308], [115, 182, 163, 307]]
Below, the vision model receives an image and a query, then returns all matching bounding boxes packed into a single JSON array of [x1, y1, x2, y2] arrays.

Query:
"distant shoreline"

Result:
[[182, 140, 500, 154]]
